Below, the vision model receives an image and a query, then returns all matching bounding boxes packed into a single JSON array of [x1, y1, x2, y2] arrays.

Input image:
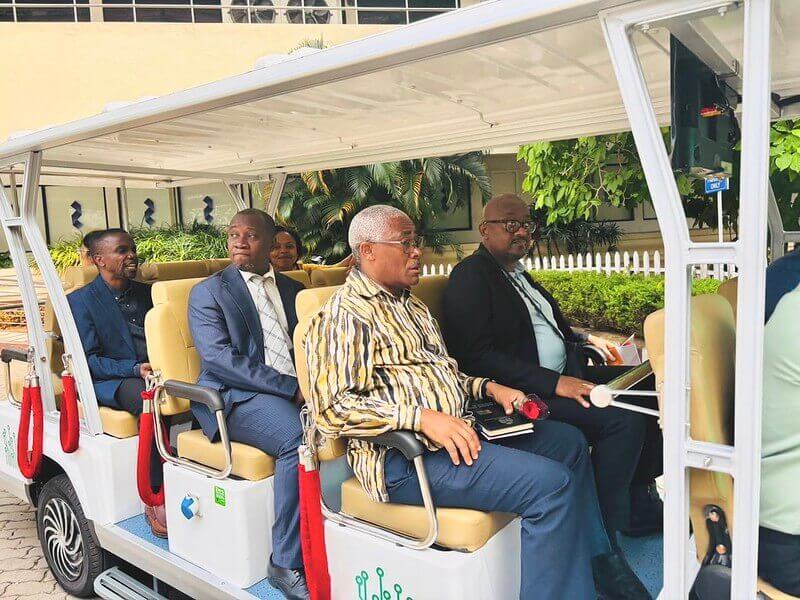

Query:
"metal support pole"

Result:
[[15, 152, 103, 434], [222, 180, 248, 211], [266, 172, 287, 217], [119, 178, 130, 230], [730, 1, 772, 598], [8, 172, 19, 215]]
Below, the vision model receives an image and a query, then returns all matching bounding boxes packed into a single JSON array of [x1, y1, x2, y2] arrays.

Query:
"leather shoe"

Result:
[[268, 558, 310, 600], [622, 482, 663, 538], [144, 504, 168, 539], [592, 552, 651, 600]]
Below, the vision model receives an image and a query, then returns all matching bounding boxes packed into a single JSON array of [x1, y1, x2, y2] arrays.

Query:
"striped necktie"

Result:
[[249, 274, 296, 377]]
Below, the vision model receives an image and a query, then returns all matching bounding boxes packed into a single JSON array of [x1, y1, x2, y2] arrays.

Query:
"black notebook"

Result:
[[470, 399, 533, 440]]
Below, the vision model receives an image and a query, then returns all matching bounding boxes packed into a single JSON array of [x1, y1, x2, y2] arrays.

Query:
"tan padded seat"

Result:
[[310, 267, 349, 288], [145, 278, 205, 416], [149, 260, 209, 281], [177, 430, 275, 481], [758, 577, 799, 600], [281, 269, 312, 288], [147, 277, 279, 477], [205, 258, 231, 274], [341, 478, 514, 552], [76, 403, 139, 439], [644, 294, 735, 562], [411, 275, 448, 322]]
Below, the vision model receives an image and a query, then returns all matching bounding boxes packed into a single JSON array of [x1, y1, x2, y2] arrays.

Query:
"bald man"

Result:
[[442, 194, 663, 557]]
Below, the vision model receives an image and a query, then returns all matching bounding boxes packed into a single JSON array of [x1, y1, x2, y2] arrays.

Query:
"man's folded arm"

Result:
[[188, 288, 297, 400], [69, 296, 138, 380], [444, 267, 560, 398], [306, 309, 421, 438]]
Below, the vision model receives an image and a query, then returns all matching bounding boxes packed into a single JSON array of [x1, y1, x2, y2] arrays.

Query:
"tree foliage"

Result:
[[518, 120, 800, 232], [275, 153, 491, 263]]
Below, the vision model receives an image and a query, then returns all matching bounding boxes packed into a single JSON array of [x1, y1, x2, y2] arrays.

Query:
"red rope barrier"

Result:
[[17, 382, 43, 479], [136, 389, 165, 507], [298, 448, 331, 600], [59, 374, 80, 453]]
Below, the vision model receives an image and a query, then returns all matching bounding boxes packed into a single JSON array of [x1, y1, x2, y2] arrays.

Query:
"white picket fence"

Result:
[[421, 249, 738, 280]]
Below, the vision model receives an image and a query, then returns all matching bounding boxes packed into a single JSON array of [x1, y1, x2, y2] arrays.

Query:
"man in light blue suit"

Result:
[[188, 209, 308, 600]]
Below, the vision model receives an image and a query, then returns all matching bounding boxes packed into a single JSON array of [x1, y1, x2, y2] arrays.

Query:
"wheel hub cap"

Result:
[[42, 497, 84, 582]]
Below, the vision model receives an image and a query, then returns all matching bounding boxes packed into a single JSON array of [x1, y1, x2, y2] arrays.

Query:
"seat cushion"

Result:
[[177, 429, 275, 481], [77, 403, 139, 439], [758, 577, 800, 600], [340, 477, 514, 552]]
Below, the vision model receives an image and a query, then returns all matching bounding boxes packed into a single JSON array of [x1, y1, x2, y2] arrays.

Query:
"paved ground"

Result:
[[0, 489, 80, 600]]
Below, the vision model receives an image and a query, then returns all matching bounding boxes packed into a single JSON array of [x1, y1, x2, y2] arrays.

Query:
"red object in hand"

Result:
[[18, 383, 44, 479], [520, 394, 550, 421], [59, 373, 80, 453]]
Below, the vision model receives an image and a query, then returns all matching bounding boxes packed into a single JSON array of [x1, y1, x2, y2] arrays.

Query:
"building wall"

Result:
[[0, 23, 391, 143]]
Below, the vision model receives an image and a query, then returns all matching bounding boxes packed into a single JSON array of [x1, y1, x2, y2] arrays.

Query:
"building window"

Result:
[[103, 0, 221, 22], [350, 0, 458, 25], [1, 0, 89, 21]]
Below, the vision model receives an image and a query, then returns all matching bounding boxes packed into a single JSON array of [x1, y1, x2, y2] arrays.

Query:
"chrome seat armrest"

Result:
[[152, 380, 232, 479], [1, 348, 28, 407], [362, 430, 425, 461]]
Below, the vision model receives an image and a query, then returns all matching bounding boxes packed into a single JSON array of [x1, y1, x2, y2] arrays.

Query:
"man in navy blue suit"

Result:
[[67, 228, 167, 537], [188, 209, 308, 600]]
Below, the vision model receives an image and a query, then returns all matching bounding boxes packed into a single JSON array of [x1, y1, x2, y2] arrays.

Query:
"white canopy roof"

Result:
[[1, 0, 799, 182]]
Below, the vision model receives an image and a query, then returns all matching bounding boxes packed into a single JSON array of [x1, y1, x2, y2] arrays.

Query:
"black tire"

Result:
[[36, 474, 106, 597]]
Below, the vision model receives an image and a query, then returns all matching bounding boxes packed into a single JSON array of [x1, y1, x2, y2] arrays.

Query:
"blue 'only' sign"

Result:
[[705, 176, 730, 195]]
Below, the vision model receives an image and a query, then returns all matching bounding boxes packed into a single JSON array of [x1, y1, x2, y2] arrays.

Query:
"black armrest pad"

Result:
[[581, 344, 607, 366], [1, 348, 28, 364], [163, 380, 224, 413], [361, 431, 425, 461]]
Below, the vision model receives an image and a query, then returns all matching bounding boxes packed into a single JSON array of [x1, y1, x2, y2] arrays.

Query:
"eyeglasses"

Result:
[[370, 235, 425, 254], [482, 219, 537, 234]]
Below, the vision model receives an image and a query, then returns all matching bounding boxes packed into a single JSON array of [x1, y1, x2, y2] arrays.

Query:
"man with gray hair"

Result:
[[304, 205, 613, 599]]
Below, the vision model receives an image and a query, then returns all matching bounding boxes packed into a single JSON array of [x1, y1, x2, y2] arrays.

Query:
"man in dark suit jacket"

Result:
[[188, 209, 308, 600], [442, 194, 663, 550], [67, 228, 166, 537]]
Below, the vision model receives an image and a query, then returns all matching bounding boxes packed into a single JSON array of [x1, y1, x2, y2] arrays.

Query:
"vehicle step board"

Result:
[[94, 567, 167, 600]]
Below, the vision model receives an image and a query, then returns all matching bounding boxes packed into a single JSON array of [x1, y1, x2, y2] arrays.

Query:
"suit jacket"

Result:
[[67, 276, 153, 409], [441, 245, 586, 399], [188, 264, 304, 440]]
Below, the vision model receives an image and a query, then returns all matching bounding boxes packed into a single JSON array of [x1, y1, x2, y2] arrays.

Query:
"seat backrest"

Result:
[[644, 294, 735, 560], [411, 275, 448, 323], [205, 258, 231, 274], [294, 285, 346, 461], [717, 277, 738, 321], [310, 267, 349, 288], [148, 260, 209, 282], [145, 278, 205, 416], [282, 269, 312, 288]]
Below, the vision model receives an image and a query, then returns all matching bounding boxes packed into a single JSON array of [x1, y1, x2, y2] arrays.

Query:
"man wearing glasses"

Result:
[[441, 194, 660, 596]]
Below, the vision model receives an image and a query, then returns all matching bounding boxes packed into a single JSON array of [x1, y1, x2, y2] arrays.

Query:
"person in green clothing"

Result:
[[759, 282, 800, 596]]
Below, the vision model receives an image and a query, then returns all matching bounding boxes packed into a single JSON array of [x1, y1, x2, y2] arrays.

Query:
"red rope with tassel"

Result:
[[17, 377, 43, 479], [59, 371, 80, 453], [136, 388, 167, 507], [298, 444, 331, 600]]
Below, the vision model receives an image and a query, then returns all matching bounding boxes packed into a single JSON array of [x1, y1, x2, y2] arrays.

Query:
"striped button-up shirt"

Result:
[[305, 269, 487, 502]]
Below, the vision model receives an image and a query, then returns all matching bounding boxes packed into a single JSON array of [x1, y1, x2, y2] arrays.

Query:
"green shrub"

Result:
[[529, 271, 722, 335], [49, 223, 228, 272]]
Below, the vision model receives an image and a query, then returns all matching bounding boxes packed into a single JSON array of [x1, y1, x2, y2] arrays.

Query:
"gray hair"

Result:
[[348, 205, 409, 263]]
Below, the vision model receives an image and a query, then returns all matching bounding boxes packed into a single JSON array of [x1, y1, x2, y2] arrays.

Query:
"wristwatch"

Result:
[[480, 379, 494, 399]]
